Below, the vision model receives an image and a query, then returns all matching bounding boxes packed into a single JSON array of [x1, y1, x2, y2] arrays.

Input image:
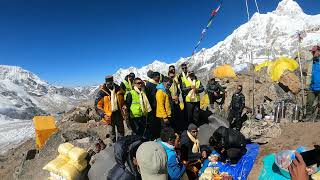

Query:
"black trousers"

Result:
[[130, 116, 146, 137], [228, 109, 242, 131], [186, 102, 200, 126], [170, 103, 186, 133], [111, 110, 124, 136], [208, 92, 225, 106]]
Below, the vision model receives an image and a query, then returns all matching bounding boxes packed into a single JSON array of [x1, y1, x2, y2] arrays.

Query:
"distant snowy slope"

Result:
[[0, 65, 96, 119], [113, 60, 171, 83]]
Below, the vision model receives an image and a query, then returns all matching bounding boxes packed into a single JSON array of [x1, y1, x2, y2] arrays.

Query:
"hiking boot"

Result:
[[95, 143, 101, 153], [98, 139, 106, 150]]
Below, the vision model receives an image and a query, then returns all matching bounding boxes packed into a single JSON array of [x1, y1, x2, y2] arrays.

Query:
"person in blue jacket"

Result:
[[157, 127, 186, 180], [305, 45, 320, 121]]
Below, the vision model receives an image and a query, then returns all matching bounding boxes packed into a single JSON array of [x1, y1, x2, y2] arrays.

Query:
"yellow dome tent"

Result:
[[212, 64, 237, 79]]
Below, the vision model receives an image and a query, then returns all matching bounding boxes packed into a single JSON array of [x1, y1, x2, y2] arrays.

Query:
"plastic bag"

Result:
[[59, 164, 80, 180], [312, 171, 320, 180], [57, 154, 69, 161], [68, 160, 87, 172], [58, 143, 74, 156], [43, 156, 68, 174], [68, 147, 88, 162]]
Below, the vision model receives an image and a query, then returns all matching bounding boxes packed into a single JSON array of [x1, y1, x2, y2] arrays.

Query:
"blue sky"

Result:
[[0, 0, 319, 87]]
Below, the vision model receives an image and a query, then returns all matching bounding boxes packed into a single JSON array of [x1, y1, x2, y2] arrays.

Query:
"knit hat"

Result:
[[105, 76, 114, 83], [129, 73, 135, 79], [188, 123, 198, 131], [136, 141, 168, 180], [181, 63, 187, 68], [153, 72, 161, 77], [147, 70, 154, 78]]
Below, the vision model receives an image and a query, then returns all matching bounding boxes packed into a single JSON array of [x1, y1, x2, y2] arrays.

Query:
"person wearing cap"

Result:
[[304, 45, 320, 121], [180, 123, 202, 179], [120, 73, 135, 98], [168, 65, 180, 102], [126, 78, 152, 137], [178, 63, 189, 107], [181, 71, 204, 125], [95, 76, 127, 140], [206, 77, 226, 110], [155, 76, 172, 134], [168, 71, 185, 132], [227, 85, 245, 131], [157, 127, 187, 180], [136, 141, 168, 180]]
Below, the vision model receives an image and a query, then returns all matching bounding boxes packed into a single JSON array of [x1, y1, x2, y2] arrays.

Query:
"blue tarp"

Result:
[[199, 143, 260, 179]]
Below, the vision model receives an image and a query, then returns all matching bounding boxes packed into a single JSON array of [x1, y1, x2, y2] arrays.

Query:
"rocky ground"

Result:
[[0, 70, 319, 180], [248, 122, 320, 179], [1, 119, 319, 180]]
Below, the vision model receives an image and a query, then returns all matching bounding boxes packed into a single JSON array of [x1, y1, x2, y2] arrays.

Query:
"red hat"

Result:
[[309, 45, 320, 52]]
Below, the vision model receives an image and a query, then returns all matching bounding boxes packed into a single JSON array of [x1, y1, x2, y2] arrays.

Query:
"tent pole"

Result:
[[251, 51, 255, 115], [297, 37, 306, 115]]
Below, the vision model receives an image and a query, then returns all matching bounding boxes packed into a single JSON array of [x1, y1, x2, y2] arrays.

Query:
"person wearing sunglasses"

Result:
[[178, 63, 189, 111], [168, 71, 185, 133], [125, 78, 152, 138], [180, 123, 202, 179], [181, 71, 204, 126]]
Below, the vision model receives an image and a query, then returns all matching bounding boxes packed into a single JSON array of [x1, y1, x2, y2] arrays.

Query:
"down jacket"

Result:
[[156, 83, 171, 119]]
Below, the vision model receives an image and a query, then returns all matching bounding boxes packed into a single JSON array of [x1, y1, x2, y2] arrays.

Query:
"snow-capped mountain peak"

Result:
[[113, 60, 171, 83], [0, 65, 47, 86], [274, 0, 304, 17], [112, 0, 320, 84]]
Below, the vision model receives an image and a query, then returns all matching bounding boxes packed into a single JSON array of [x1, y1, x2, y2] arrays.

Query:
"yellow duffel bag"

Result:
[[68, 147, 88, 162], [58, 143, 74, 156]]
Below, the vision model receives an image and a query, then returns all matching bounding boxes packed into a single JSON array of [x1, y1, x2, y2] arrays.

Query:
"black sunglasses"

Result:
[[136, 82, 143, 85]]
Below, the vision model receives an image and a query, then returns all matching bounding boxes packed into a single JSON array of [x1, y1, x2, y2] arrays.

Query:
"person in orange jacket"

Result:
[[95, 76, 127, 140]]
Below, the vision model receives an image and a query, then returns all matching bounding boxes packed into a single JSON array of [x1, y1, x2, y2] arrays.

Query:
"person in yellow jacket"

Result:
[[95, 76, 127, 140], [156, 77, 172, 131], [181, 71, 204, 125], [125, 78, 152, 138]]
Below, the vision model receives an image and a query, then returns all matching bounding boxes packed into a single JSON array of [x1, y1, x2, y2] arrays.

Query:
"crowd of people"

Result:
[[93, 45, 320, 180]]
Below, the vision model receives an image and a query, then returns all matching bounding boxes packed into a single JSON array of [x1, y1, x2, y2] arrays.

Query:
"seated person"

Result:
[[206, 78, 226, 109], [107, 135, 146, 180], [158, 127, 186, 180], [181, 124, 202, 179]]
